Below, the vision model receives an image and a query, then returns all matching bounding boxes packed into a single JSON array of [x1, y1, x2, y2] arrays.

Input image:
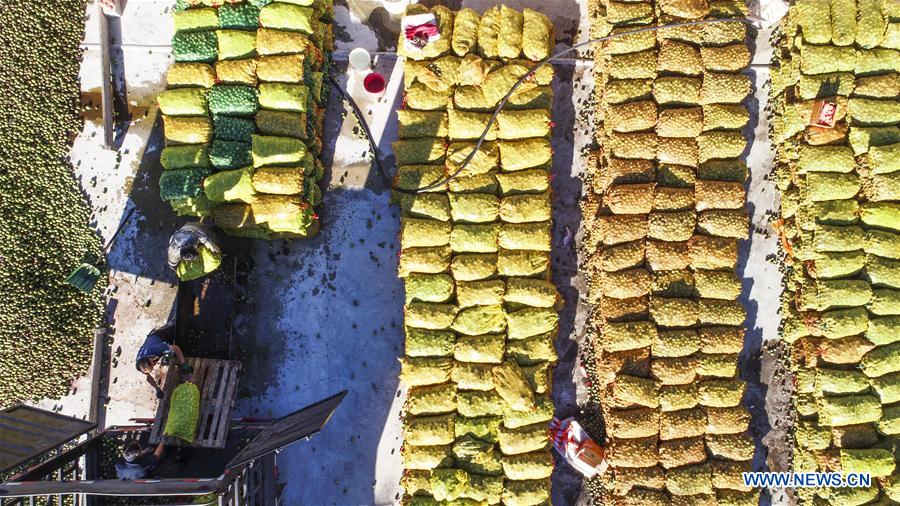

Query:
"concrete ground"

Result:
[[40, 0, 790, 504]]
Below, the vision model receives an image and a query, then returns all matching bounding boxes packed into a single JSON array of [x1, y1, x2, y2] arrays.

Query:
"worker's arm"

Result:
[[153, 441, 165, 459], [170, 344, 185, 364]]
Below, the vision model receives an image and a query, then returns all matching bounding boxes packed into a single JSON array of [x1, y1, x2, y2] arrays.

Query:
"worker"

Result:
[[115, 440, 165, 480], [136, 326, 190, 398], [167, 222, 222, 281]]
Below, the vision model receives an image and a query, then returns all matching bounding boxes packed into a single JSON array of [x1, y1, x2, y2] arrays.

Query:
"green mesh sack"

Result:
[[453, 362, 495, 390], [403, 413, 455, 446], [498, 423, 549, 456], [403, 444, 451, 470], [849, 98, 900, 126], [158, 88, 208, 116], [393, 138, 447, 166], [871, 172, 900, 202], [504, 278, 557, 307], [872, 371, 900, 404], [654, 329, 700, 357], [400, 357, 452, 386], [203, 166, 254, 203], [502, 479, 550, 506], [499, 193, 551, 224], [175, 244, 222, 281], [208, 85, 258, 116], [870, 143, 900, 174], [256, 54, 306, 83], [395, 193, 451, 221], [259, 2, 316, 34], [457, 390, 505, 418], [871, 289, 900, 316], [797, 145, 855, 173], [430, 469, 470, 502], [455, 280, 504, 308], [462, 474, 503, 504], [161, 145, 211, 171], [804, 172, 860, 201], [868, 254, 900, 288], [879, 405, 900, 435], [452, 435, 500, 473], [501, 451, 553, 481], [160, 168, 210, 200], [217, 2, 260, 29], [498, 222, 551, 251], [406, 328, 455, 357], [401, 218, 452, 248], [455, 415, 501, 442], [861, 203, 900, 232], [215, 59, 258, 86], [820, 395, 882, 426], [450, 254, 497, 281], [451, 305, 506, 336], [213, 114, 255, 143], [522, 8, 552, 61], [800, 279, 872, 311], [163, 115, 212, 145], [406, 302, 457, 330], [506, 331, 557, 366], [216, 30, 257, 60], [841, 449, 896, 477], [163, 382, 200, 442], [448, 193, 499, 223], [815, 368, 869, 395], [449, 223, 500, 253], [497, 249, 549, 277], [506, 307, 557, 340], [504, 394, 553, 430], [167, 62, 216, 88], [258, 83, 309, 112], [256, 110, 307, 139], [868, 315, 900, 345], [252, 166, 304, 195], [406, 383, 457, 416], [496, 169, 549, 195], [398, 246, 452, 277], [173, 7, 218, 31], [210, 140, 252, 170], [405, 273, 454, 303], [796, 0, 831, 43], [397, 110, 449, 139], [256, 28, 310, 55], [172, 30, 218, 62], [498, 139, 552, 171], [251, 135, 307, 168], [168, 195, 217, 217], [492, 359, 535, 412]]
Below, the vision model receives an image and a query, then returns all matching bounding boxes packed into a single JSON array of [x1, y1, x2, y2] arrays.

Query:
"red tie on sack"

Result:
[[405, 23, 439, 48]]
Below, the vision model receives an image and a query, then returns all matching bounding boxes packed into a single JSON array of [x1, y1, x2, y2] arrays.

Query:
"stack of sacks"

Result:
[[392, 5, 560, 506], [770, 0, 900, 503], [159, 0, 334, 239], [585, 0, 756, 503]]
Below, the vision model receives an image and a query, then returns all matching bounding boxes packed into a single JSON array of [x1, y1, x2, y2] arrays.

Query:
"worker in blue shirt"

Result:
[[115, 440, 165, 480], [136, 325, 190, 398]]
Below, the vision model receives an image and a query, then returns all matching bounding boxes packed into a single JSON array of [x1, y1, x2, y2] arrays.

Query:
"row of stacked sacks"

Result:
[[585, 0, 757, 504], [391, 5, 559, 506], [770, 0, 900, 503], [156, 0, 333, 239]]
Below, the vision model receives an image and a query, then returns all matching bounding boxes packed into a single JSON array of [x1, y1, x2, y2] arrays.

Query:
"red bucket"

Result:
[[363, 72, 386, 98]]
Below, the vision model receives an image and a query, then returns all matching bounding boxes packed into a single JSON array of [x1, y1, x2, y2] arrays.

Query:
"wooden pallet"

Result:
[[149, 357, 241, 449]]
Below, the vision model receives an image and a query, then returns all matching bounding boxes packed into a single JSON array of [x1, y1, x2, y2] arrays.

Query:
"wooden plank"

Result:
[[209, 363, 239, 447], [97, 4, 114, 149], [196, 361, 221, 445]]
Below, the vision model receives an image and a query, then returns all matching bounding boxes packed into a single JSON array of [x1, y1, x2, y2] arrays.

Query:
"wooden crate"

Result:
[[150, 357, 241, 449]]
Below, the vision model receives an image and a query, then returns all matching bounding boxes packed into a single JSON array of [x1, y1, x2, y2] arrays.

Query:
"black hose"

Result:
[[333, 17, 755, 193]]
